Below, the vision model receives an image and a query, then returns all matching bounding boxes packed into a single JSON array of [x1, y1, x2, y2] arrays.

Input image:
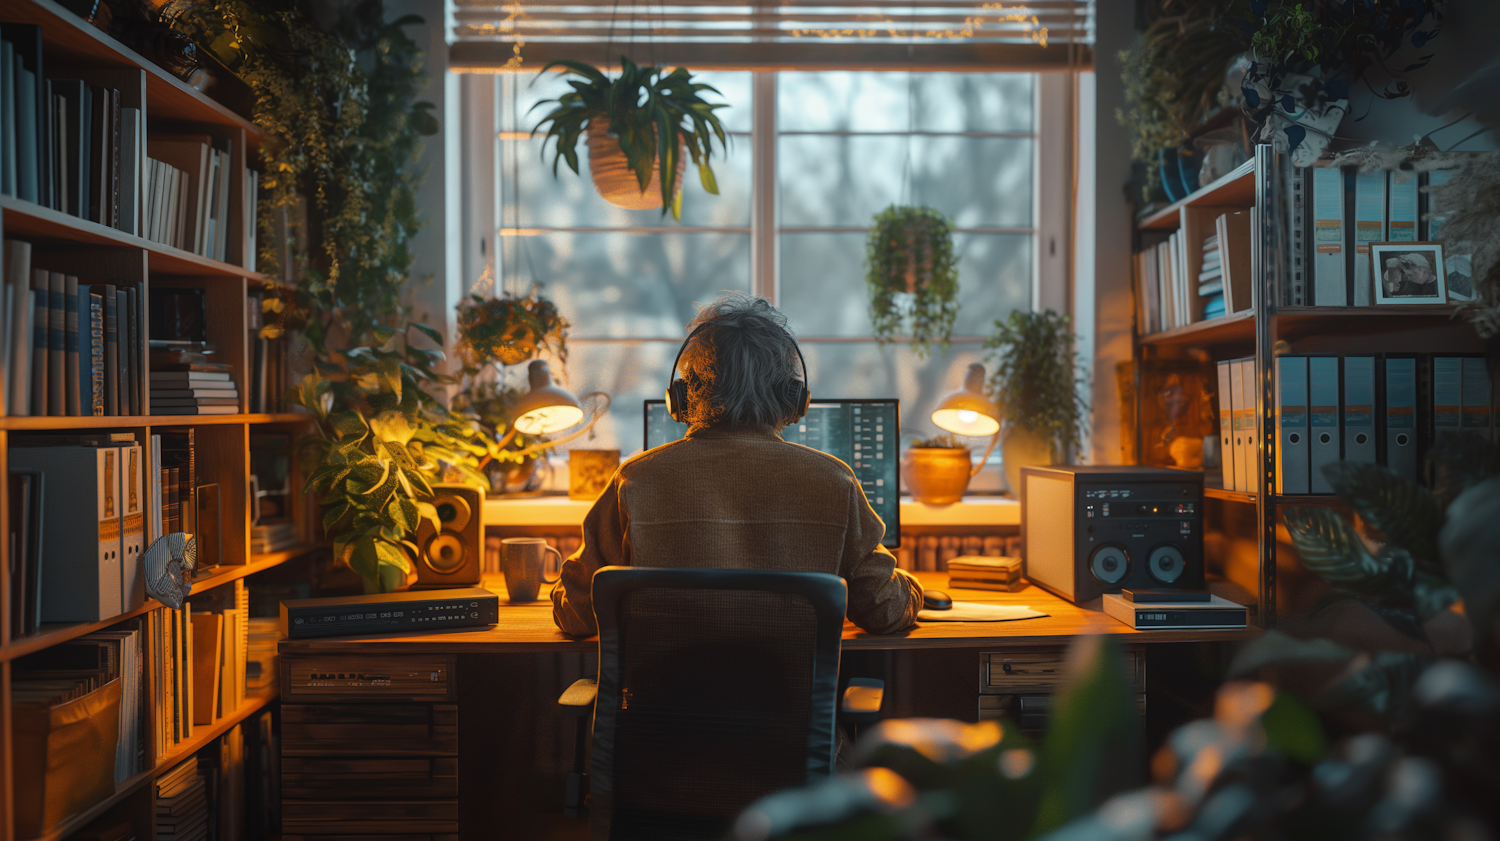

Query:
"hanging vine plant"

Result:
[[865, 205, 961, 358]]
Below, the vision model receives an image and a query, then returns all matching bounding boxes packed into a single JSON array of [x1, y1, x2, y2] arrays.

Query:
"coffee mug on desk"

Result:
[[502, 538, 562, 603]]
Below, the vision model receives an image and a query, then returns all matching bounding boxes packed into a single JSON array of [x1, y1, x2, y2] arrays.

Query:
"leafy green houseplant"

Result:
[[865, 206, 960, 358], [983, 310, 1086, 493], [531, 56, 730, 218]]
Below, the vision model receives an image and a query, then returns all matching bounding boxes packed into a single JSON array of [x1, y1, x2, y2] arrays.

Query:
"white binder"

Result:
[[1217, 360, 1236, 493], [1229, 359, 1246, 493], [1312, 166, 1346, 306], [1276, 356, 1309, 495], [1343, 357, 1378, 465], [121, 442, 146, 611], [1383, 357, 1418, 482], [1353, 172, 1386, 306], [1387, 171, 1419, 243], [1308, 356, 1341, 492], [1238, 358, 1260, 495]]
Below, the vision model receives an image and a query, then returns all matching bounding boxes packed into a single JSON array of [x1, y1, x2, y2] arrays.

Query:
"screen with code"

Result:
[[643, 399, 900, 547]]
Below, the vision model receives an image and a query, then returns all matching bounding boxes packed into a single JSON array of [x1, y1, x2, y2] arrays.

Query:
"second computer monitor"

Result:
[[643, 399, 900, 547]]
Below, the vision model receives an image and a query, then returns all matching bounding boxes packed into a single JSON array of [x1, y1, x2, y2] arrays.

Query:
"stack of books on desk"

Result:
[[151, 362, 238, 415], [946, 556, 1028, 592]]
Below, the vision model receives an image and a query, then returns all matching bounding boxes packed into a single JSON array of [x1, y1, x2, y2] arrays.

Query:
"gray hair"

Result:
[[679, 293, 804, 431]]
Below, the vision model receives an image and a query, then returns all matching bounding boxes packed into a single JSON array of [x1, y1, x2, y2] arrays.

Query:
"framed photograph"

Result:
[[1370, 242, 1447, 305]]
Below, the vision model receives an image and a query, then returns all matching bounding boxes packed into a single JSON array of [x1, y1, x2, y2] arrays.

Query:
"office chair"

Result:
[[558, 566, 885, 841]]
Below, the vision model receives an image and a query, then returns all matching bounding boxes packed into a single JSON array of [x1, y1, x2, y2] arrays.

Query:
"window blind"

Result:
[[449, 0, 1094, 71]]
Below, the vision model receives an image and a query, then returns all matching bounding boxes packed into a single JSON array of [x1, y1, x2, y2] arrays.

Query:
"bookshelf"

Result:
[[1130, 144, 1489, 629], [0, 1, 310, 838]]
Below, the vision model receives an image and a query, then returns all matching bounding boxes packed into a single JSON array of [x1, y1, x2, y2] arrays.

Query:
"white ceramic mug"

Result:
[[501, 538, 562, 603]]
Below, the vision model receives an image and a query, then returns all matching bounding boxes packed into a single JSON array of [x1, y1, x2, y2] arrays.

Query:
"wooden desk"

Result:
[[278, 572, 1257, 658], [276, 575, 1254, 841]]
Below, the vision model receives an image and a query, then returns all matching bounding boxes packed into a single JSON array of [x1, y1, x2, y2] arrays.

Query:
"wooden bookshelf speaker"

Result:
[[411, 484, 484, 589]]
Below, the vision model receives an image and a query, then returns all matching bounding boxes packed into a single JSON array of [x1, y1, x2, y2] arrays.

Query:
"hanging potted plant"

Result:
[[983, 310, 1087, 494], [865, 205, 961, 358], [530, 56, 730, 219]]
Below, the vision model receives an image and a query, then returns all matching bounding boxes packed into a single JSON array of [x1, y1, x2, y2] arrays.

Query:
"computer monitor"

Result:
[[643, 399, 900, 547]]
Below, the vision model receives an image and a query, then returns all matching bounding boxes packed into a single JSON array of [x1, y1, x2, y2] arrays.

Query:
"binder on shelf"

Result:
[[1343, 356, 1377, 465], [1308, 356, 1341, 493], [1461, 357, 1491, 441], [1229, 358, 1247, 494], [1432, 357, 1462, 440], [1388, 171, 1419, 243], [1382, 356, 1418, 482], [1217, 360, 1236, 492], [1352, 171, 1386, 307], [1311, 166, 1346, 306], [8, 444, 125, 623], [1276, 355, 1309, 495], [1239, 358, 1260, 495], [122, 442, 145, 611]]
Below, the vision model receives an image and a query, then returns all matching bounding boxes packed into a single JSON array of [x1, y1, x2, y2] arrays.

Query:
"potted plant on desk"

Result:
[[983, 310, 1087, 495], [901, 435, 974, 505]]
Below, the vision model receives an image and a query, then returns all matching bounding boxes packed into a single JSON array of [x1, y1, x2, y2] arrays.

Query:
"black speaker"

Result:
[[410, 484, 484, 590], [1020, 465, 1204, 605]]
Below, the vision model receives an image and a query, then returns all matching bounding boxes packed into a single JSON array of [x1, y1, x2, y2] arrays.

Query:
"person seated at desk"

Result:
[[551, 293, 923, 636]]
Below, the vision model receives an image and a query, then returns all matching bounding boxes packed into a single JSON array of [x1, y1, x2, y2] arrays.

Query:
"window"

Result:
[[488, 70, 1047, 459]]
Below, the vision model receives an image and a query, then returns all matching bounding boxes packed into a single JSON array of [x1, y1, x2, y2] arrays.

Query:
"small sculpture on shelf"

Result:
[[144, 532, 197, 609]]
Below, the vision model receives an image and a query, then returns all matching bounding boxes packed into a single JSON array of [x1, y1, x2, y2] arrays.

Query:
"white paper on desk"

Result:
[[918, 603, 1048, 622]]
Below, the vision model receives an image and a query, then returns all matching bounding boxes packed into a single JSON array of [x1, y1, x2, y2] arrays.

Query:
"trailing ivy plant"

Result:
[[983, 310, 1086, 460], [530, 56, 730, 219], [454, 290, 570, 370], [865, 205, 960, 358]]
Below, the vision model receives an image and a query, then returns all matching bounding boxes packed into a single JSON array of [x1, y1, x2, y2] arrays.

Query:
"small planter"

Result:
[[587, 119, 687, 211], [901, 447, 973, 505]]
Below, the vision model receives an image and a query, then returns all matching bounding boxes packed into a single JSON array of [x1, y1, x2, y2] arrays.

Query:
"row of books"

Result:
[[1287, 167, 1466, 306], [1135, 210, 1253, 334], [1217, 354, 1496, 496], [3, 239, 243, 416], [0, 23, 260, 269], [6, 429, 201, 637], [152, 581, 253, 761]]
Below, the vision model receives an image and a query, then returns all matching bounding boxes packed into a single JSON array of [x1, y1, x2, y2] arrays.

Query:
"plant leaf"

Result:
[[1320, 461, 1441, 563], [370, 410, 416, 445], [1229, 630, 1356, 677], [1314, 651, 1429, 719], [1261, 691, 1328, 764], [1283, 507, 1412, 596]]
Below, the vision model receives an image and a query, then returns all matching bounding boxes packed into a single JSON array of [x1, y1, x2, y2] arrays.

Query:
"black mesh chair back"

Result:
[[589, 566, 847, 841]]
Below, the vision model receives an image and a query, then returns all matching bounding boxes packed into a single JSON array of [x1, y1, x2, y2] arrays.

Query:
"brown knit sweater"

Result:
[[551, 426, 923, 636]]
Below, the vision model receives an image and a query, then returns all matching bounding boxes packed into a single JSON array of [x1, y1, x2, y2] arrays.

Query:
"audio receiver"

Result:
[[280, 588, 500, 639]]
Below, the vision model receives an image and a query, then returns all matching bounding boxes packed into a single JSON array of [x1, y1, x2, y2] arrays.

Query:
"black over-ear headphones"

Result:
[[665, 322, 811, 425]]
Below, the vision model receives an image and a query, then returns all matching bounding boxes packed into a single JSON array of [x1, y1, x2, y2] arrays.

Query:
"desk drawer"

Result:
[[983, 648, 1144, 694], [283, 757, 459, 799], [283, 704, 459, 756], [282, 800, 460, 835]]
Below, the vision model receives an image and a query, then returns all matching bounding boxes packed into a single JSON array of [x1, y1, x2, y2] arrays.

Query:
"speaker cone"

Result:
[[1148, 545, 1185, 584], [425, 534, 466, 573], [1089, 545, 1129, 584]]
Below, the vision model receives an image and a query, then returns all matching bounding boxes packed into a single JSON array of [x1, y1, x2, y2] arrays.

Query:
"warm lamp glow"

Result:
[[930, 364, 1001, 436], [511, 360, 585, 435]]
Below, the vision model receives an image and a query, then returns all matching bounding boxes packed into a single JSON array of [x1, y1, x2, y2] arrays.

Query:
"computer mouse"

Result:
[[923, 590, 953, 610]]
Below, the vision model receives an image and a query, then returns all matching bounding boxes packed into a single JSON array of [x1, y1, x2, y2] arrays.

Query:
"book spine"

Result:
[[66, 275, 79, 415], [89, 292, 104, 415], [30, 269, 46, 415], [126, 286, 139, 415], [104, 284, 118, 415], [48, 271, 64, 415]]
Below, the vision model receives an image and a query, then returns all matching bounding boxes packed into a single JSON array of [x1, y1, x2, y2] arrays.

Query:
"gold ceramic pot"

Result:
[[901, 447, 972, 504], [586, 119, 687, 210]]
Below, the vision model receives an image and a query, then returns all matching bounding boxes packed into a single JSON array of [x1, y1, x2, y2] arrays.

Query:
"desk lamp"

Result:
[[495, 360, 612, 457], [930, 363, 1001, 476]]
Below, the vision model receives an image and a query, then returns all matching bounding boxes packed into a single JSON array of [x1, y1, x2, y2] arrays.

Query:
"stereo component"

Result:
[[411, 484, 484, 589], [1102, 593, 1248, 629], [1020, 465, 1204, 605], [280, 588, 499, 639]]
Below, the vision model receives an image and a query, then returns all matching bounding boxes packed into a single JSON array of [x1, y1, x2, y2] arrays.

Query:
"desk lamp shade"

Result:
[[931, 364, 1000, 437], [513, 360, 586, 435]]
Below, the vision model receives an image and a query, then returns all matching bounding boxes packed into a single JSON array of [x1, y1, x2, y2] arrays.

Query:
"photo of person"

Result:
[[1371, 243, 1448, 305]]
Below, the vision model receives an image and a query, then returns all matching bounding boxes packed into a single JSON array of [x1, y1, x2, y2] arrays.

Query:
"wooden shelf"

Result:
[[1137, 158, 1256, 230], [1204, 482, 1255, 504], [1140, 309, 1255, 347], [19, 687, 279, 841], [1, 196, 267, 281], [1, 413, 310, 430], [1, 0, 261, 143], [2, 549, 305, 662]]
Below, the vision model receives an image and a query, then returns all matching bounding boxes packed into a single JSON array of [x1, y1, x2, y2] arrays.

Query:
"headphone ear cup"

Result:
[[784, 380, 810, 423], [667, 379, 690, 423]]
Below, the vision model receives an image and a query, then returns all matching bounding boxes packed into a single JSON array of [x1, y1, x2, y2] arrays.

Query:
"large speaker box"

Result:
[[411, 484, 484, 590], [1020, 465, 1203, 605]]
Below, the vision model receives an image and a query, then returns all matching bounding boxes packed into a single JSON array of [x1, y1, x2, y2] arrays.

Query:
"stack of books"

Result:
[[1199, 233, 1226, 319], [946, 555, 1028, 592], [155, 756, 209, 841], [250, 521, 297, 554], [151, 352, 238, 415], [246, 617, 281, 692]]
